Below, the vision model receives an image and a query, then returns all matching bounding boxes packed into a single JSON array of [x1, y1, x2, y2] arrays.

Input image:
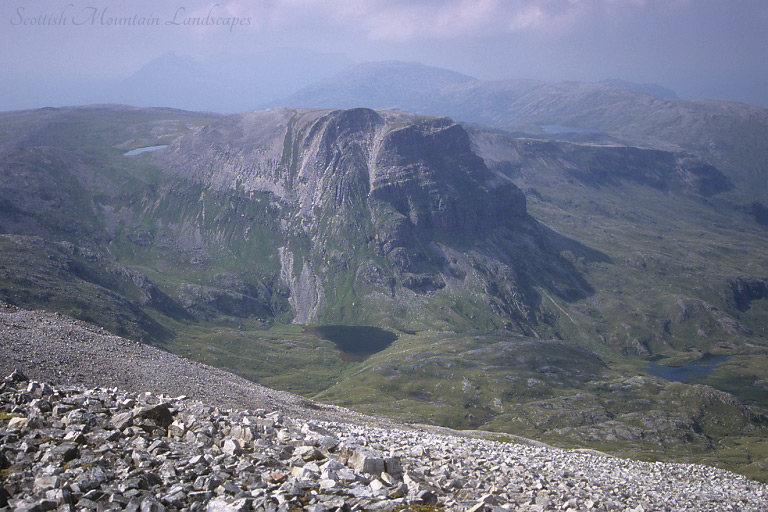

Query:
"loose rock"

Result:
[[1, 373, 767, 511]]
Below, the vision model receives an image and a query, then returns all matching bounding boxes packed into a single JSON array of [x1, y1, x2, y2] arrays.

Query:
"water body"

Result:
[[124, 145, 168, 156], [307, 325, 398, 362], [646, 354, 731, 382]]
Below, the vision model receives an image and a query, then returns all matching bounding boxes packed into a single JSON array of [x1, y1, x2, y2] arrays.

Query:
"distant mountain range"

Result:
[[8, 55, 767, 202], [280, 61, 768, 202], [0, 48, 352, 114], [111, 49, 353, 113]]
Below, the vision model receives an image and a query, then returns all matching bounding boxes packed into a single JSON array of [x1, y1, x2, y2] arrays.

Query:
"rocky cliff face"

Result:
[[471, 131, 734, 198], [155, 108, 581, 331]]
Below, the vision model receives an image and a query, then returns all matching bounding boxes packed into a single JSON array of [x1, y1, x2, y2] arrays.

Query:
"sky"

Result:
[[1, 0, 767, 111]]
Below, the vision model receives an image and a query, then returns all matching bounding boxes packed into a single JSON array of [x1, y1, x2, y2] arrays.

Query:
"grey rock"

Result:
[[111, 411, 134, 430], [134, 404, 174, 429], [41, 441, 79, 464], [189, 491, 214, 502], [206, 497, 251, 511], [344, 446, 385, 476], [221, 438, 242, 456], [229, 425, 258, 443], [415, 489, 438, 505], [44, 488, 73, 507], [33, 475, 59, 493], [6, 368, 28, 383], [140, 496, 166, 512], [0, 486, 10, 507], [294, 445, 324, 462]]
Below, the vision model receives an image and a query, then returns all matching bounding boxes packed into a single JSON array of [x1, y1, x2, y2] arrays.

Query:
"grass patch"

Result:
[[166, 320, 350, 396], [0, 411, 20, 422], [396, 505, 444, 512]]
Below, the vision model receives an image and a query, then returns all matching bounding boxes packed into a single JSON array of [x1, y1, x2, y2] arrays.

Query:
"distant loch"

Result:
[[305, 325, 398, 362], [124, 145, 168, 156], [646, 354, 731, 383]]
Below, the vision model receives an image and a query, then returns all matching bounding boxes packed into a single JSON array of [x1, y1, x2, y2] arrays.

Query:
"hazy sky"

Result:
[[2, 0, 767, 109]]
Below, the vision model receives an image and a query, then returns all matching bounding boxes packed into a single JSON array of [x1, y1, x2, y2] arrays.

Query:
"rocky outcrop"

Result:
[[284, 62, 768, 202], [177, 284, 273, 321], [472, 132, 734, 198], [278, 247, 325, 325], [154, 108, 587, 329], [369, 117, 526, 234], [727, 277, 768, 312]]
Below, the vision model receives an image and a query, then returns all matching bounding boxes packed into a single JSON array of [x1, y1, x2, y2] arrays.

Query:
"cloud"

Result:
[[356, 0, 501, 41], [161, 0, 745, 50], [335, 0, 568, 40], [216, 0, 587, 40], [216, 0, 668, 41]]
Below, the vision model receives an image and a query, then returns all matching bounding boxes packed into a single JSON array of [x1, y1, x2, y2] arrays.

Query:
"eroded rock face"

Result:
[[2, 371, 767, 512], [177, 283, 274, 321], [370, 117, 526, 234], [727, 277, 768, 312]]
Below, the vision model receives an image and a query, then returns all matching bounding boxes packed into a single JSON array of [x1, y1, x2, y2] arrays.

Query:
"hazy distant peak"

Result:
[[340, 60, 477, 82], [111, 49, 354, 113], [280, 60, 481, 111], [301, 60, 480, 94], [600, 79, 679, 100]]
